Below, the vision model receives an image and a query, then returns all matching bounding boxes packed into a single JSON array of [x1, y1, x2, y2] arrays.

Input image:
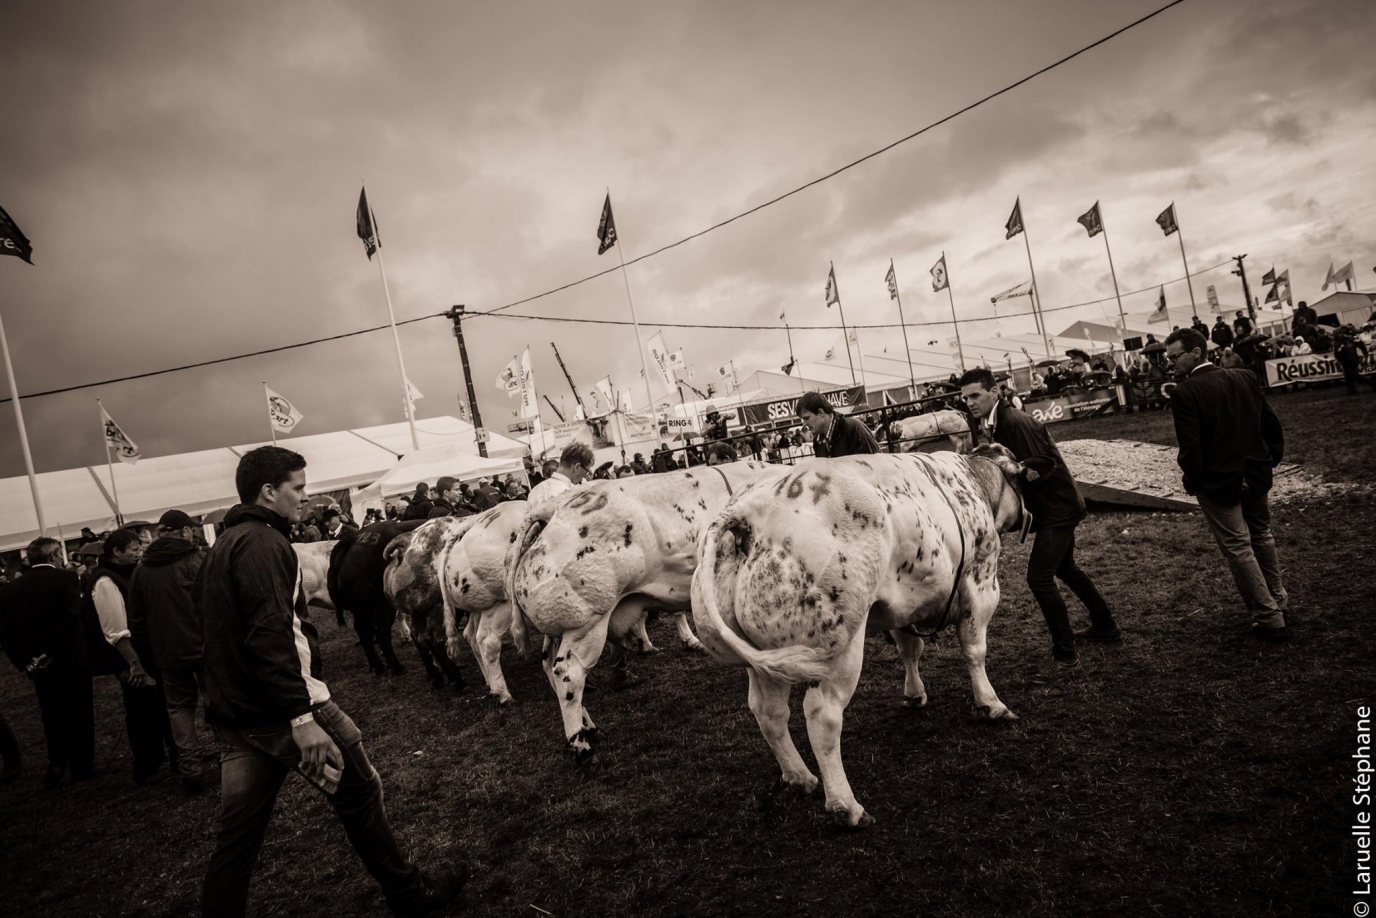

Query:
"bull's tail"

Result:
[[696, 515, 833, 685], [506, 508, 552, 658]]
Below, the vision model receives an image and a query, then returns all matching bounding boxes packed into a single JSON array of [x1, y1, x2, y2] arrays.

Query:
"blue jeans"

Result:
[[201, 701, 422, 917], [1197, 488, 1288, 630]]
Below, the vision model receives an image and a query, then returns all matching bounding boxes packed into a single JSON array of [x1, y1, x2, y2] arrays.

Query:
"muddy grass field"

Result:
[[1, 387, 1373, 917]]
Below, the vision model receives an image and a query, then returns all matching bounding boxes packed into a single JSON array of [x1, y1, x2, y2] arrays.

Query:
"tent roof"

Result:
[[368, 446, 526, 497], [0, 416, 529, 553]]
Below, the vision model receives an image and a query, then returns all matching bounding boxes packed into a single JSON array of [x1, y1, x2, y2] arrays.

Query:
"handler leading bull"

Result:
[[691, 448, 1040, 829]]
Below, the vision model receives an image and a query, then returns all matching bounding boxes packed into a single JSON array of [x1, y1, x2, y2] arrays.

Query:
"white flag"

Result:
[[669, 349, 686, 372], [265, 386, 304, 434], [1333, 260, 1356, 286], [588, 376, 615, 417], [618, 388, 634, 413], [1205, 284, 1220, 314], [646, 332, 677, 397], [518, 348, 539, 420], [496, 358, 522, 396], [100, 403, 140, 464], [1322, 262, 1336, 291], [403, 377, 424, 414], [930, 255, 949, 292], [1148, 285, 1168, 324], [687, 366, 697, 384], [716, 364, 730, 379]]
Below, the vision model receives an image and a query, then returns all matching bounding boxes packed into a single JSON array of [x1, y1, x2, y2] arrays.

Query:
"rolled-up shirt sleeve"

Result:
[[92, 577, 131, 644]]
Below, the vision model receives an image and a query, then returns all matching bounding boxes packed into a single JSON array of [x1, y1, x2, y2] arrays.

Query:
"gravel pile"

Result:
[[1057, 438, 1370, 506]]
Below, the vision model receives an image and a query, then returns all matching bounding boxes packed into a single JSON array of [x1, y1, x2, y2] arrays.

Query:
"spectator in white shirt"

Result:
[[527, 442, 594, 509]]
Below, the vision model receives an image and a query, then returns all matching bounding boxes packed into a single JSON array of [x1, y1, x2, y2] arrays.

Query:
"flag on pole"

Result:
[[930, 254, 948, 292], [645, 332, 676, 397], [1333, 261, 1356, 287], [618, 388, 634, 413], [885, 263, 899, 300], [824, 265, 840, 307], [496, 357, 522, 396], [1077, 202, 1103, 237], [687, 366, 696, 384], [265, 387, 304, 434], [1276, 269, 1292, 306], [596, 193, 617, 255], [356, 187, 380, 260], [0, 204, 34, 264], [1322, 262, 1336, 291], [1148, 285, 1168, 323], [669, 349, 686, 373], [1261, 267, 1276, 285], [517, 349, 538, 419], [1206, 284, 1220, 313], [1005, 198, 1024, 239], [847, 328, 858, 344], [406, 378, 424, 404], [1155, 203, 1178, 236], [588, 377, 615, 416], [990, 279, 1033, 303], [1264, 284, 1280, 304], [101, 405, 141, 464]]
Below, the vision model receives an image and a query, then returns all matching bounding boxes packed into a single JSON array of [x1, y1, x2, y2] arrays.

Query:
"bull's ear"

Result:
[[1020, 456, 1056, 481]]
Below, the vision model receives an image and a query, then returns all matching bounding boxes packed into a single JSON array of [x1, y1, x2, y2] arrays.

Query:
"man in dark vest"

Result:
[[959, 367, 1122, 666], [426, 477, 464, 519], [0, 538, 95, 784], [1165, 328, 1289, 641], [85, 528, 177, 783], [796, 391, 879, 458], [198, 446, 466, 917]]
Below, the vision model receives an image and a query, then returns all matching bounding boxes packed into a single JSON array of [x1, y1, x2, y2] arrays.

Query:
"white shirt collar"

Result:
[[982, 399, 999, 432], [31, 563, 56, 569], [552, 471, 572, 486], [1189, 362, 1212, 376]]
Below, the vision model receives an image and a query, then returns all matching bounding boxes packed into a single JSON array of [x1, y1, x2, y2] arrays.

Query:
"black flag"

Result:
[[1077, 202, 1103, 238], [1005, 198, 1024, 240], [597, 193, 617, 255], [0, 204, 33, 265], [1155, 203, 1178, 236], [356, 187, 380, 260], [1261, 267, 1276, 285]]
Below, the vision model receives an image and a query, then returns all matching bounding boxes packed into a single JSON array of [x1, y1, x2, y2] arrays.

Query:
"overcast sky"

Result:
[[1, 0, 1372, 479]]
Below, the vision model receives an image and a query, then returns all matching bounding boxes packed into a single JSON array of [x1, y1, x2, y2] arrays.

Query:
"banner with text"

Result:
[[1264, 352, 1376, 386], [1025, 386, 1121, 425], [739, 385, 866, 427]]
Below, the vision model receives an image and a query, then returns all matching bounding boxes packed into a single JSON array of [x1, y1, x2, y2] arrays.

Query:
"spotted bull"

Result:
[[690, 447, 1037, 828], [294, 541, 337, 611], [382, 516, 471, 688], [888, 408, 972, 454], [507, 460, 785, 760]]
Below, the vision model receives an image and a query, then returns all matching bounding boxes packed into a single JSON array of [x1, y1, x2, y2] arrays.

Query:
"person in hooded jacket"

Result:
[[82, 529, 179, 783], [197, 446, 466, 918], [127, 509, 212, 793], [399, 483, 434, 520]]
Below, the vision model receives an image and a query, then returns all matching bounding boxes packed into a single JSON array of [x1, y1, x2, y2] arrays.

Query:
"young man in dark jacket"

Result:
[[0, 538, 95, 784], [960, 368, 1121, 666], [796, 391, 880, 458], [1165, 328, 1289, 640], [197, 446, 465, 917], [127, 508, 212, 792]]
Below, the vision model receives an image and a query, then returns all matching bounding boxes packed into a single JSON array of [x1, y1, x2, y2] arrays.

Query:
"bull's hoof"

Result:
[[493, 692, 514, 705], [387, 664, 406, 677], [902, 694, 929, 709], [637, 644, 662, 657], [569, 740, 595, 763], [583, 726, 603, 745], [681, 640, 706, 654], [780, 774, 819, 797], [987, 706, 1018, 721], [831, 808, 875, 830]]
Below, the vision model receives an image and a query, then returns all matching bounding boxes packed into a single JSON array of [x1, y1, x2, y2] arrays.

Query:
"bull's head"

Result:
[[969, 444, 1054, 543]]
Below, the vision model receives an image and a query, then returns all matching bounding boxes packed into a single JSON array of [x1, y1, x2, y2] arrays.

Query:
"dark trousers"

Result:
[[121, 677, 177, 779], [0, 707, 20, 771], [1027, 525, 1117, 654], [1342, 363, 1375, 394], [162, 666, 213, 777], [201, 700, 423, 918], [32, 665, 95, 778]]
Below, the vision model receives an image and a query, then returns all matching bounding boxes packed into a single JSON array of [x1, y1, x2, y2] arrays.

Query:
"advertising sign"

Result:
[[1025, 387, 1120, 424], [1264, 352, 1376, 386], [506, 421, 533, 435], [739, 385, 866, 427]]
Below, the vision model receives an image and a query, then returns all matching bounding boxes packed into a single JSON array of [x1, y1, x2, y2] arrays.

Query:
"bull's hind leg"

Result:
[[803, 629, 872, 829], [957, 589, 1016, 721], [467, 604, 514, 704], [747, 670, 818, 795], [550, 619, 611, 761], [673, 612, 705, 652], [628, 614, 659, 655], [891, 630, 928, 708]]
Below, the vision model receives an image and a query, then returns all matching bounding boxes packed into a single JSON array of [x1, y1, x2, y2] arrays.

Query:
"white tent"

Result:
[[367, 445, 526, 497], [0, 415, 531, 552]]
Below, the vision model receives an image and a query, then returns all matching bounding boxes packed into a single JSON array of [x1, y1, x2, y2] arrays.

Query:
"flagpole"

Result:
[[889, 261, 917, 394], [97, 399, 123, 526], [364, 186, 420, 452], [0, 308, 45, 536], [524, 350, 548, 455], [943, 251, 966, 372], [1021, 223, 1054, 359], [831, 261, 857, 384], [262, 381, 277, 446], [1098, 208, 1128, 333], [1174, 208, 1198, 313], [607, 190, 659, 418]]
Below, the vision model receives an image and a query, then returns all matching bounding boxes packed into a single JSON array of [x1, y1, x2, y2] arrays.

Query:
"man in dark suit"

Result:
[[1165, 328, 1289, 640], [960, 368, 1121, 667], [797, 391, 879, 458], [0, 538, 96, 784]]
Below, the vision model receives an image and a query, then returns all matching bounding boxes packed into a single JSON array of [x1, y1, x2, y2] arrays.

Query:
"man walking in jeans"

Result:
[[197, 446, 466, 917], [1164, 328, 1289, 641], [959, 368, 1122, 667]]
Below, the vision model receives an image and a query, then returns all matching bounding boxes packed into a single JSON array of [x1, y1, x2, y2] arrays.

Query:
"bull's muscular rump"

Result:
[[692, 451, 1025, 828]]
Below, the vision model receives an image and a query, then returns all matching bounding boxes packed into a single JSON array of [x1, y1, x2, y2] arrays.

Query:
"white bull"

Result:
[[888, 409, 972, 454], [690, 447, 1035, 828], [507, 460, 785, 759], [294, 540, 337, 610]]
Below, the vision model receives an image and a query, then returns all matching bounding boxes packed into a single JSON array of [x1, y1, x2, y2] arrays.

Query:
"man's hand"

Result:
[[292, 719, 342, 785], [120, 660, 154, 688]]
